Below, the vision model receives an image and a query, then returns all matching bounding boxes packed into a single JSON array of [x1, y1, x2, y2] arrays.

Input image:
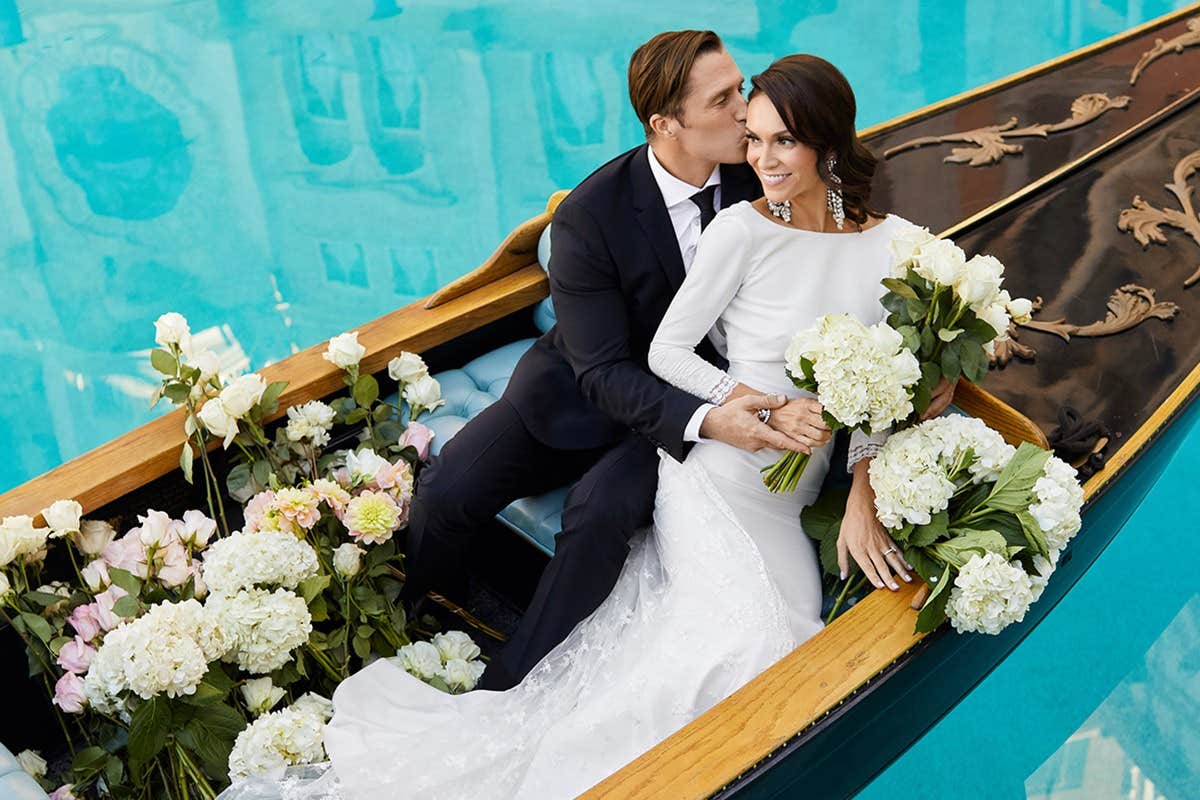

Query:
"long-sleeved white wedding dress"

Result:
[[219, 202, 909, 800]]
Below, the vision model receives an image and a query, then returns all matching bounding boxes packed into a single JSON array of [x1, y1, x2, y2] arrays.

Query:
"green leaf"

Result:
[[897, 325, 921, 354], [298, 574, 332, 604], [353, 375, 380, 408], [906, 296, 929, 323], [112, 596, 141, 617], [181, 665, 235, 706], [150, 349, 178, 376], [49, 635, 72, 656], [919, 324, 935, 358], [940, 340, 962, 382], [985, 442, 1053, 512], [193, 701, 247, 739], [163, 382, 191, 403], [346, 407, 369, 425], [260, 381, 288, 414], [71, 745, 111, 777], [944, 528, 1009, 557], [19, 612, 54, 643], [881, 293, 911, 321], [177, 720, 235, 779], [908, 510, 949, 547], [427, 675, 451, 693], [352, 634, 372, 660], [107, 567, 143, 598], [103, 754, 125, 789], [937, 328, 964, 343], [180, 442, 195, 484], [961, 340, 990, 383], [1016, 510, 1050, 558], [252, 458, 273, 488], [23, 590, 71, 608], [128, 696, 171, 764], [227, 462, 253, 499], [882, 277, 919, 300], [915, 564, 952, 633], [799, 488, 849, 577], [372, 404, 393, 423], [309, 595, 329, 623]]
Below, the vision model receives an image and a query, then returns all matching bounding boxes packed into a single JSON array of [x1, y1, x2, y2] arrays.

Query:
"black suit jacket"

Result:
[[503, 144, 762, 462]]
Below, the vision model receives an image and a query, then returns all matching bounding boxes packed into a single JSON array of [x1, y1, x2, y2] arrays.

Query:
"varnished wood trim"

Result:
[[858, 2, 1200, 141], [953, 379, 1049, 449], [0, 266, 549, 518], [424, 191, 566, 309]]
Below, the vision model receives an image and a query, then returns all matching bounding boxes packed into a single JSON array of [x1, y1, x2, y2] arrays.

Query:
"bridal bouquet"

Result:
[[882, 225, 1033, 415], [760, 313, 921, 492], [805, 416, 1083, 633], [0, 321, 487, 797]]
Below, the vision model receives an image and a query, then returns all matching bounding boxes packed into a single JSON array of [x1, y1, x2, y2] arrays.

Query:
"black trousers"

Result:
[[403, 397, 659, 690]]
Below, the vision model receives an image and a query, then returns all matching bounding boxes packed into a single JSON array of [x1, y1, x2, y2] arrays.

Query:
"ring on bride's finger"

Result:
[[882, 547, 898, 556]]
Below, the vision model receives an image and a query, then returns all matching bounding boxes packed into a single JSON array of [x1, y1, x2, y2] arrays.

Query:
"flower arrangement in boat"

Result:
[[882, 224, 1033, 414], [0, 324, 484, 796], [802, 416, 1084, 633], [761, 313, 922, 492]]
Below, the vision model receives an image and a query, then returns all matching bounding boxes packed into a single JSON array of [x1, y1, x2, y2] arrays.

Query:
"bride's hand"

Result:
[[767, 397, 832, 451], [836, 469, 913, 591]]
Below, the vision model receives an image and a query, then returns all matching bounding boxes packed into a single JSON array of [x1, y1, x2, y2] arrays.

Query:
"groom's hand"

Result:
[[699, 394, 811, 453]]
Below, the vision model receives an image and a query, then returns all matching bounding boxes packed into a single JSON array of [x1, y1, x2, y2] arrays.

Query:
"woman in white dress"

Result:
[[220, 54, 942, 800]]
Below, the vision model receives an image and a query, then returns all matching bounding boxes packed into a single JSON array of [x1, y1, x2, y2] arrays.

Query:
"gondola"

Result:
[[2, 5, 1199, 799]]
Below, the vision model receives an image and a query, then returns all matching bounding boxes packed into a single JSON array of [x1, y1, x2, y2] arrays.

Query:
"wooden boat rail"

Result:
[[2, 6, 1197, 798]]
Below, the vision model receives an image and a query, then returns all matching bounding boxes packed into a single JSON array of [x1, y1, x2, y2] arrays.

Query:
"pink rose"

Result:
[[66, 604, 102, 642], [52, 673, 86, 714], [93, 586, 131, 631], [137, 509, 175, 548], [180, 510, 216, 549], [81, 559, 110, 592], [102, 532, 148, 578], [156, 541, 192, 588], [57, 636, 96, 674], [399, 422, 435, 462], [242, 490, 276, 533]]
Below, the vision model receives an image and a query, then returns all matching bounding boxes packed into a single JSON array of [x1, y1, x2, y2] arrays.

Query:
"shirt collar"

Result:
[[647, 145, 721, 210]]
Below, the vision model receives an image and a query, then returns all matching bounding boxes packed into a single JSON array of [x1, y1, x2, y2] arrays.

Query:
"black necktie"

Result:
[[690, 185, 718, 231]]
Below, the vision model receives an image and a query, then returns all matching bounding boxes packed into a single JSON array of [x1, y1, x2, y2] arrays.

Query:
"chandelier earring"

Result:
[[826, 153, 845, 230]]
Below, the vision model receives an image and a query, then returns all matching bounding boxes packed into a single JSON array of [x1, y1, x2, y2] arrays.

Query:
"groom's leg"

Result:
[[404, 398, 600, 606], [478, 433, 659, 690]]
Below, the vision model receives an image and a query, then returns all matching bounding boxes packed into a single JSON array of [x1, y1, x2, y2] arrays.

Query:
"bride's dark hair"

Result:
[[749, 55, 883, 227]]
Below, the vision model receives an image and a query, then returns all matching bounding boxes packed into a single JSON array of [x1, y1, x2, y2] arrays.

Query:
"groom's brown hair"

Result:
[[628, 30, 723, 138]]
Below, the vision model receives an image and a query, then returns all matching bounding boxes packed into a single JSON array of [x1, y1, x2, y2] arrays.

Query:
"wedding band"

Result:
[[757, 408, 771, 424], [883, 547, 898, 556]]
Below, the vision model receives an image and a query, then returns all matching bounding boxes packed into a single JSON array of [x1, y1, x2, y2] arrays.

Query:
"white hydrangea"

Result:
[[785, 314, 920, 433], [201, 530, 319, 596], [945, 552, 1036, 635], [206, 588, 312, 675], [1028, 552, 1058, 604], [918, 414, 1016, 484], [285, 401, 336, 448], [1029, 456, 1084, 553], [868, 426, 955, 528], [83, 600, 227, 708], [228, 698, 331, 780]]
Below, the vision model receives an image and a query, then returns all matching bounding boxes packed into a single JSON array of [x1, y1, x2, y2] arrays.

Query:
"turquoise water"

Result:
[[858, 402, 1200, 800], [0, 0, 1191, 492]]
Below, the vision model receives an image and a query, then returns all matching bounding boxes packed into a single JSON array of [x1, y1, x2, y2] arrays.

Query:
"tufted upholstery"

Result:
[[0, 743, 51, 799]]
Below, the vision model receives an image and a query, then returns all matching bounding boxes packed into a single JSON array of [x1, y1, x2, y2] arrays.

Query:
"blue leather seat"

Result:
[[0, 743, 51, 799]]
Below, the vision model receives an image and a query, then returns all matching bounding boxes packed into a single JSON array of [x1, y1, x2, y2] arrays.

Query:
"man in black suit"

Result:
[[404, 30, 808, 690]]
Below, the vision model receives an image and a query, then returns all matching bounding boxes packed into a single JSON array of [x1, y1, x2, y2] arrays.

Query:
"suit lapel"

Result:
[[720, 161, 762, 207], [631, 145, 687, 291]]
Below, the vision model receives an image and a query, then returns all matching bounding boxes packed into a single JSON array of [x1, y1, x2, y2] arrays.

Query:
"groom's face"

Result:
[[671, 49, 748, 165]]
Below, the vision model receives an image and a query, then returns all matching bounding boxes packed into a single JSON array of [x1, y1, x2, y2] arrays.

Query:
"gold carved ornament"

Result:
[[1118, 150, 1200, 287], [882, 93, 1130, 167], [1130, 17, 1200, 85]]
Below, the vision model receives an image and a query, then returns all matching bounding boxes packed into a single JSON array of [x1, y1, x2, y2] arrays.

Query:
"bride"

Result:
[[221, 55, 936, 800]]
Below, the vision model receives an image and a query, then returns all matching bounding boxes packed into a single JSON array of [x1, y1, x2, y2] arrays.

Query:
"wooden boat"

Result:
[[3, 4, 1199, 798]]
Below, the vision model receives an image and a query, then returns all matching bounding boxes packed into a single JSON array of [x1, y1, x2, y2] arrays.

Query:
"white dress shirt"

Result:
[[646, 146, 722, 443]]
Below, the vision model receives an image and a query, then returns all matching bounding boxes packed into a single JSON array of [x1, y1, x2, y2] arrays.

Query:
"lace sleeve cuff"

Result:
[[709, 374, 737, 405], [847, 427, 890, 471]]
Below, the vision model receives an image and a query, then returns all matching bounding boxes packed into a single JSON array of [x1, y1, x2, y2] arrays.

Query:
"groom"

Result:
[[405, 30, 801, 690]]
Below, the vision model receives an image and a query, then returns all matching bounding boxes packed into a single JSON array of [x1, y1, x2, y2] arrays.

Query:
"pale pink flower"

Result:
[[273, 488, 322, 531], [156, 541, 192, 588], [81, 559, 110, 592], [52, 674, 86, 715], [137, 509, 175, 548], [102, 532, 148, 578], [180, 510, 216, 549], [399, 422, 435, 462], [66, 604, 102, 642], [307, 479, 350, 516], [374, 459, 414, 503], [243, 490, 277, 533], [331, 466, 352, 490], [56, 636, 96, 674], [93, 586, 132, 631], [50, 785, 79, 800]]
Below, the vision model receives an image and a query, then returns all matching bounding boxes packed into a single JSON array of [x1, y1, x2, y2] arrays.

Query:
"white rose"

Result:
[[0, 515, 49, 567], [16, 749, 47, 779], [402, 374, 444, 413], [188, 350, 222, 384], [344, 449, 390, 486], [332, 543, 364, 578], [154, 312, 191, 349], [387, 352, 428, 383], [397, 641, 443, 680], [431, 631, 481, 663], [1006, 296, 1033, 325], [81, 560, 110, 592], [137, 510, 174, 549], [914, 238, 967, 286], [887, 223, 936, 270], [74, 519, 117, 556], [220, 373, 268, 418], [439, 658, 482, 692], [241, 677, 287, 716], [324, 332, 366, 369], [42, 499, 83, 537], [290, 692, 333, 720], [0, 572, 11, 602], [197, 398, 239, 449], [956, 254, 1005, 306]]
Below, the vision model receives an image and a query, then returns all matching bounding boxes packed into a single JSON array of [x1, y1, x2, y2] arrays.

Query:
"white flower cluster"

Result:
[[201, 530, 319, 595], [206, 588, 313, 675], [888, 224, 1033, 350], [785, 313, 921, 432], [869, 415, 1015, 529], [83, 600, 228, 711], [197, 373, 268, 449], [945, 551, 1036, 634], [395, 631, 486, 693], [0, 514, 51, 567], [1029, 456, 1084, 555], [285, 400, 336, 448], [227, 693, 333, 780]]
